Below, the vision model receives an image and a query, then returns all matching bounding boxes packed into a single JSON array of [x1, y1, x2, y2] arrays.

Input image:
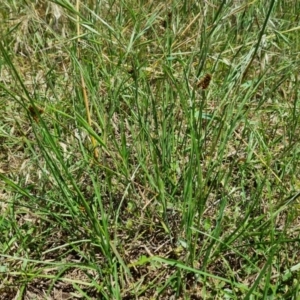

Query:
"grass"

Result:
[[1, 0, 300, 299]]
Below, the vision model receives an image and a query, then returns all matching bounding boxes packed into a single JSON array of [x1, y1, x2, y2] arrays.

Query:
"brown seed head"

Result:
[[197, 73, 212, 90], [28, 105, 44, 123]]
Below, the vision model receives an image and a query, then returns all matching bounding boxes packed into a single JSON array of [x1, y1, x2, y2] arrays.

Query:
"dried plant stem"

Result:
[[76, 0, 98, 159]]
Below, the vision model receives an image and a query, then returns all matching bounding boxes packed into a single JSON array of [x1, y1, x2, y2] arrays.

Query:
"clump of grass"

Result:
[[1, 0, 300, 298]]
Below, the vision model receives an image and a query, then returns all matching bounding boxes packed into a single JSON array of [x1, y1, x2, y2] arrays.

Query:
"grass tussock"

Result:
[[1, 0, 300, 299]]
